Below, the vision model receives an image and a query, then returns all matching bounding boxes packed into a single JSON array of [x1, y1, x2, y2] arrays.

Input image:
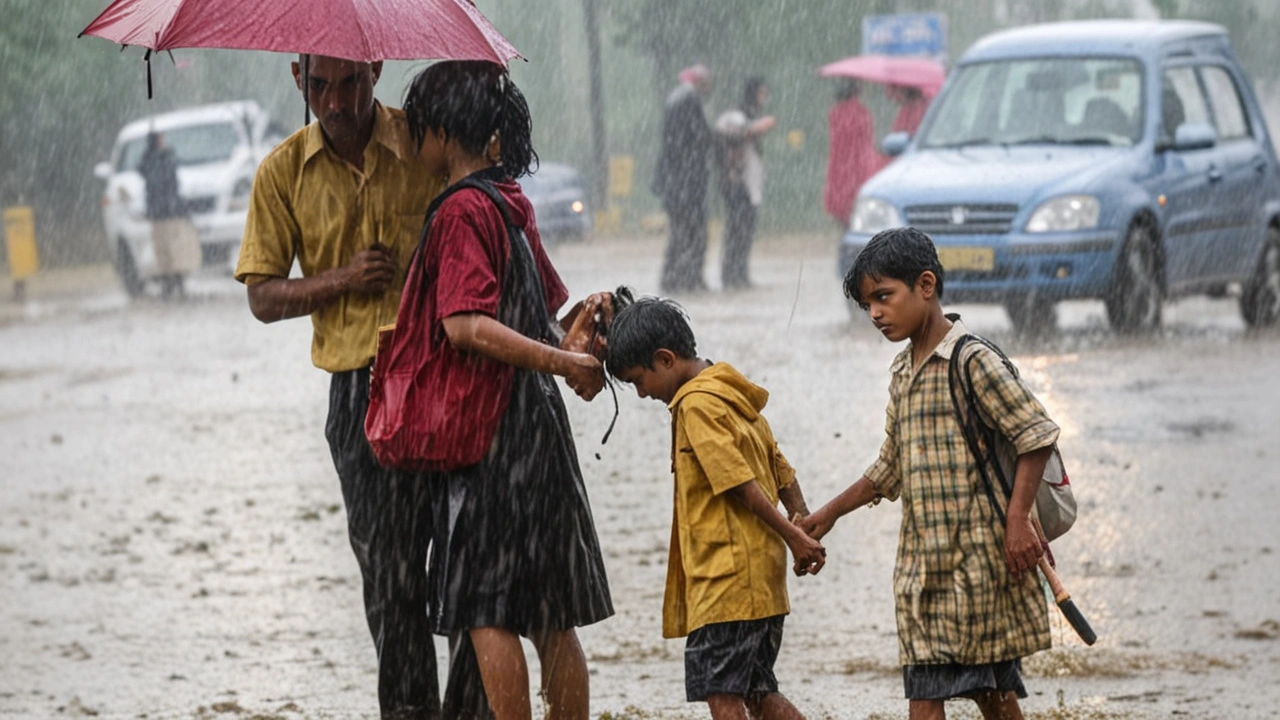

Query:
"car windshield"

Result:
[[920, 57, 1144, 149], [116, 121, 243, 172]]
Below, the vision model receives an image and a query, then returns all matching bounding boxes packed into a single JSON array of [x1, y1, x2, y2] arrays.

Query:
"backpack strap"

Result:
[[948, 333, 1019, 526]]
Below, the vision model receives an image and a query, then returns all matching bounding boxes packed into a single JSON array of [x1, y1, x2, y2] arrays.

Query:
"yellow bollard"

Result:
[[4, 206, 39, 302]]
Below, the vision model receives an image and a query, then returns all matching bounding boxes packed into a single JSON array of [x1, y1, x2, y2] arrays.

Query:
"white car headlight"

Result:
[[850, 197, 904, 234], [1025, 195, 1099, 233]]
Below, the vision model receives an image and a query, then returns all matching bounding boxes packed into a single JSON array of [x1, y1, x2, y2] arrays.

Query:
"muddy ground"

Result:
[[2, 231, 1277, 719]]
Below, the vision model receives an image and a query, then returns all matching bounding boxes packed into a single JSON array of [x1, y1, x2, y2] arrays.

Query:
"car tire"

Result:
[[115, 240, 145, 298], [1240, 226, 1280, 327], [1004, 293, 1057, 337], [1105, 223, 1162, 334]]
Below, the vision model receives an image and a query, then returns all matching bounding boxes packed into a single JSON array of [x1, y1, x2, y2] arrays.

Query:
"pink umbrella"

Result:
[[80, 0, 521, 95], [817, 54, 946, 97]]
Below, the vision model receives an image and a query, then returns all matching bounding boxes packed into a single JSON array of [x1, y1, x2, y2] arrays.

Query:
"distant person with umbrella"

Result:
[[234, 54, 483, 719], [888, 84, 930, 136], [654, 64, 714, 293], [823, 79, 883, 229], [714, 76, 776, 290], [138, 130, 199, 298]]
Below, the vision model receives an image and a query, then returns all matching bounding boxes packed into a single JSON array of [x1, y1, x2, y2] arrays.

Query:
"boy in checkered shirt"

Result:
[[800, 226, 1060, 720]]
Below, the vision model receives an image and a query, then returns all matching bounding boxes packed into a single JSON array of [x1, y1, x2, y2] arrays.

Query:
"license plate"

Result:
[[937, 246, 995, 272]]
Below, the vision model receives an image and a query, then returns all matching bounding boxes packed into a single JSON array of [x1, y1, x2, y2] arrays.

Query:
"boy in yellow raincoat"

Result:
[[606, 297, 827, 720]]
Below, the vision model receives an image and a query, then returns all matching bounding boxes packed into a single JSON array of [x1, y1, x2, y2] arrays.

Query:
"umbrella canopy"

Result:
[[817, 54, 946, 97], [79, 0, 520, 65]]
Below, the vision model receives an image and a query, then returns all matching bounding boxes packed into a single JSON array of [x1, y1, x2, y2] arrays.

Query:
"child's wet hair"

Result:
[[843, 226, 945, 305], [403, 60, 538, 178], [605, 297, 697, 377]]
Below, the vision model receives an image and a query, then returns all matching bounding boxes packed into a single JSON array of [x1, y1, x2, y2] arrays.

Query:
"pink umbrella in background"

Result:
[[80, 0, 521, 96], [817, 54, 947, 97]]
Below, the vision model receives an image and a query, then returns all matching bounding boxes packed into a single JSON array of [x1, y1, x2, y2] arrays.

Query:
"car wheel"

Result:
[[115, 240, 145, 298], [1105, 223, 1162, 334], [1004, 293, 1057, 337], [1240, 227, 1280, 327]]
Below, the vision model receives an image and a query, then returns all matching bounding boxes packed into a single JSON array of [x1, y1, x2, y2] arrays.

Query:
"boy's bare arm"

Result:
[[726, 481, 826, 576], [778, 479, 810, 521], [1006, 445, 1054, 577], [797, 476, 880, 540]]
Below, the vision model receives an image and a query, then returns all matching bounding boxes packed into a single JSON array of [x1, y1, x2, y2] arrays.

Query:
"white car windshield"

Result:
[[921, 57, 1144, 148], [116, 121, 243, 172]]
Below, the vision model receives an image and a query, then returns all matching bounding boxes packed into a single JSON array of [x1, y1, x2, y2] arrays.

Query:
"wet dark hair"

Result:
[[843, 226, 945, 305], [836, 78, 861, 102], [403, 60, 538, 178], [605, 297, 697, 377]]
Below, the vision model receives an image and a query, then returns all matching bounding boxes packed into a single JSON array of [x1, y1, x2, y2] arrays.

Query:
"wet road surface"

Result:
[[2, 232, 1277, 719]]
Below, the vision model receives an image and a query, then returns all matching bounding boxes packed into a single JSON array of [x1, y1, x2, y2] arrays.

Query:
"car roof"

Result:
[[959, 20, 1228, 64], [116, 100, 263, 142]]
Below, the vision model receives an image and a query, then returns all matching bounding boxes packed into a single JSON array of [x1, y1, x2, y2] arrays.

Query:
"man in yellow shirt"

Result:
[[235, 54, 470, 719], [606, 297, 826, 720]]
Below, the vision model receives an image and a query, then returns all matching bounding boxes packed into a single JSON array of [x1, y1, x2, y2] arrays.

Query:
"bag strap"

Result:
[[948, 333, 1019, 527]]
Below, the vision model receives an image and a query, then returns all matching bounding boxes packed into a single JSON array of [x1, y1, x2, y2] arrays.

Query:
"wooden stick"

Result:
[[1031, 517, 1097, 645]]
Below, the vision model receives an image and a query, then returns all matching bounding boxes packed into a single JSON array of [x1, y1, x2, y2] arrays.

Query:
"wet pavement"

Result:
[[2, 231, 1278, 719]]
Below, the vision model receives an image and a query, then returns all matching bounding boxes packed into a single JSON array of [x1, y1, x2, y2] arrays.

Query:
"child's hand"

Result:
[[788, 531, 826, 576], [563, 352, 605, 401], [1004, 515, 1043, 577], [797, 506, 836, 541]]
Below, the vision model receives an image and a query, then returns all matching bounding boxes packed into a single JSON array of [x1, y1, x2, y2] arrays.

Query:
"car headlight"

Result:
[[1025, 195, 1099, 233], [227, 177, 254, 212], [850, 197, 903, 234]]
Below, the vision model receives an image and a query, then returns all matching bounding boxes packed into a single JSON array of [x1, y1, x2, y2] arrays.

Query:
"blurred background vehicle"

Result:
[[519, 161, 592, 243], [839, 20, 1280, 335], [94, 100, 286, 296]]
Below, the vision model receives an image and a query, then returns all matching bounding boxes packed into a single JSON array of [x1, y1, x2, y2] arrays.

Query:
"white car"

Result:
[[94, 100, 285, 295]]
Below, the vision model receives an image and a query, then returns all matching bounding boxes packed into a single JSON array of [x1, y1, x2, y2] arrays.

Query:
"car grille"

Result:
[[185, 195, 218, 214], [904, 204, 1019, 235]]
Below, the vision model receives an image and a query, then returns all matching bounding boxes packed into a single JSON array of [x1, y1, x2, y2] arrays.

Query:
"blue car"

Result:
[[839, 20, 1280, 333]]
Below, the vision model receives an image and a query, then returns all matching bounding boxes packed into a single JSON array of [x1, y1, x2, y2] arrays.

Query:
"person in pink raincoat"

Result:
[[823, 79, 883, 229]]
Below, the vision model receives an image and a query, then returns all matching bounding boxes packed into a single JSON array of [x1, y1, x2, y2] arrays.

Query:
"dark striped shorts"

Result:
[[903, 659, 1027, 700], [684, 615, 785, 702]]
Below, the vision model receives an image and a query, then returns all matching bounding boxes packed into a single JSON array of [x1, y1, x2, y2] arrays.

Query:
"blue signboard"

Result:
[[862, 12, 947, 58]]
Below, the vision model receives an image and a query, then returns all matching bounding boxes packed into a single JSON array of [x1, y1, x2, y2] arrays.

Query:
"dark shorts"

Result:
[[903, 659, 1027, 701], [684, 615, 785, 702]]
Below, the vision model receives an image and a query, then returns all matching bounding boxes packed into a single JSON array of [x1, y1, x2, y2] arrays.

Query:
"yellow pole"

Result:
[[4, 206, 40, 302]]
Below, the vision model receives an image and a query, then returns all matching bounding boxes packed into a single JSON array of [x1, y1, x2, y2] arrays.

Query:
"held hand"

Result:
[[789, 530, 827, 576], [797, 506, 836, 541], [345, 243, 397, 295], [563, 352, 605, 401], [1004, 515, 1044, 577]]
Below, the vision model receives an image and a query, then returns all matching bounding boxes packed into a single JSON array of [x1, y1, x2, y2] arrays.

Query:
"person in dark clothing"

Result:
[[654, 64, 713, 293], [139, 131, 199, 298], [714, 77, 776, 290]]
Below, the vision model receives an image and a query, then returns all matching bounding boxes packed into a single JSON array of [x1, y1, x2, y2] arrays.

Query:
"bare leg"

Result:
[[529, 628, 590, 720], [909, 699, 946, 720], [750, 692, 805, 720], [469, 627, 531, 720], [707, 694, 752, 720], [971, 690, 1025, 720]]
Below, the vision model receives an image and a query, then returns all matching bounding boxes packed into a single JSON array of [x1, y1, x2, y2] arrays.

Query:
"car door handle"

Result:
[[1255, 158, 1268, 175], [1207, 167, 1223, 182]]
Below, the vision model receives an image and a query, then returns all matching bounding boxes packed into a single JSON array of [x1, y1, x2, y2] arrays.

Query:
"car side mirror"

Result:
[[94, 161, 113, 180], [881, 131, 910, 157], [1172, 122, 1216, 151]]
